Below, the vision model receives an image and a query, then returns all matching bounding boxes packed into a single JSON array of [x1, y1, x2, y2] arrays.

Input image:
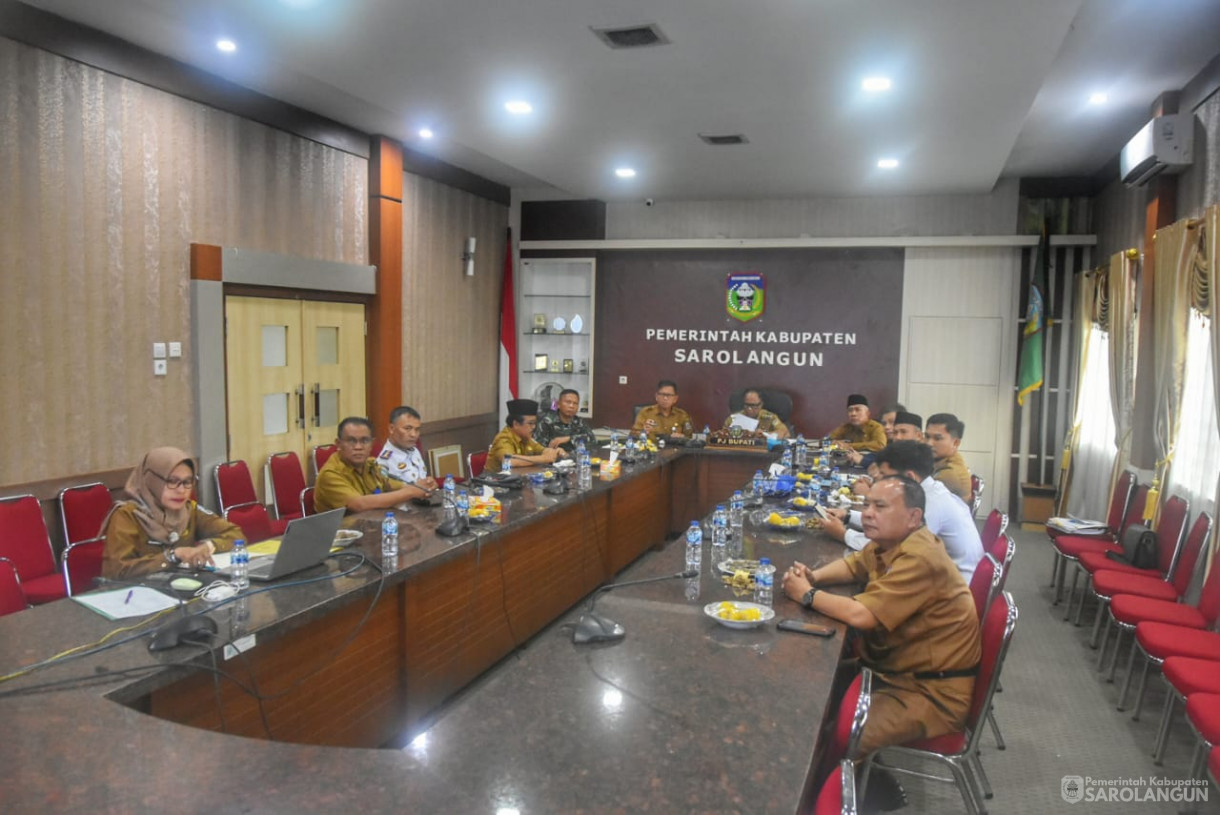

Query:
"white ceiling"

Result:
[[17, 0, 1220, 200]]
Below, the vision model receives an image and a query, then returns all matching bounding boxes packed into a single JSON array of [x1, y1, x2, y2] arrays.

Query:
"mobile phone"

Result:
[[777, 619, 836, 637]]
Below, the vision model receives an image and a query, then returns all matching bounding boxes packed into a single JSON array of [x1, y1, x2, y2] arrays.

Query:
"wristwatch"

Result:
[[163, 548, 180, 566], [801, 587, 818, 609]]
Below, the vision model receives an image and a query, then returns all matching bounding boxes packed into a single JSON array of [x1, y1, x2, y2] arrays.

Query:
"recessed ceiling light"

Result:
[[877, 158, 899, 169], [1088, 92, 1108, 106], [862, 76, 892, 92], [504, 101, 533, 115], [614, 167, 637, 179], [216, 39, 237, 53], [418, 128, 434, 139]]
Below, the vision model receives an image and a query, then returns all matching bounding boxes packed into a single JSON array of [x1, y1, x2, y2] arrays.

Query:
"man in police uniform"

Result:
[[925, 412, 972, 503], [487, 399, 565, 472], [781, 475, 980, 757], [377, 406, 439, 492], [315, 416, 429, 513], [723, 388, 790, 439], [632, 379, 695, 440], [828, 394, 887, 452], [534, 389, 597, 453]]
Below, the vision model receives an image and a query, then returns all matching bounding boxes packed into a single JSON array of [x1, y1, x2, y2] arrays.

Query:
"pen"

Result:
[[124, 589, 133, 605]]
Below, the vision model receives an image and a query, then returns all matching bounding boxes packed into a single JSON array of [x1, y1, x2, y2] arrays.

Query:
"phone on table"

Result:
[[777, 619, 836, 637]]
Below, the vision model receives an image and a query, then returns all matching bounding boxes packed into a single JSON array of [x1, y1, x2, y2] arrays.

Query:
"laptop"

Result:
[[217, 508, 346, 582]]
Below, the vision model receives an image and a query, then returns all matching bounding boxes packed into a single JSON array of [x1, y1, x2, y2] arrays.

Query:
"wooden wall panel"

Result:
[[401, 172, 508, 425], [0, 37, 367, 486]]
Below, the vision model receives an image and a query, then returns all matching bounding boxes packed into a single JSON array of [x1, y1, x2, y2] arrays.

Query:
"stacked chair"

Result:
[[268, 452, 308, 524]]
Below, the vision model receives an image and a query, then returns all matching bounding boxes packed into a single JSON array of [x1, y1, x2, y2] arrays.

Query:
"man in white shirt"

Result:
[[376, 406, 439, 492], [822, 440, 983, 581]]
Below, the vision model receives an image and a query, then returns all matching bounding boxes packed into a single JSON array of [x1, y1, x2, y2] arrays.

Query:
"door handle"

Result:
[[312, 383, 321, 427], [295, 385, 306, 429]]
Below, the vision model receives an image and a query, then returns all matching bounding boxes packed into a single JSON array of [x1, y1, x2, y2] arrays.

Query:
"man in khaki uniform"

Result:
[[926, 412, 972, 503], [828, 393, 887, 452], [724, 388, 790, 439], [781, 475, 980, 756], [632, 379, 694, 440], [315, 416, 427, 513], [487, 399, 564, 472]]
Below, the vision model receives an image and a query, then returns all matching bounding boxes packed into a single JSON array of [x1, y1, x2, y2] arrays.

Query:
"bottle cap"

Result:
[[690, 520, 699, 526], [759, 557, 771, 565]]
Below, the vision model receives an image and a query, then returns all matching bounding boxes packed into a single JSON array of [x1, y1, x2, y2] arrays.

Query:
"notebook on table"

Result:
[[216, 508, 345, 582]]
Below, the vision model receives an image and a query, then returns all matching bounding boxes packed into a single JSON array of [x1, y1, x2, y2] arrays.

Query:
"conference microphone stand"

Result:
[[573, 569, 698, 644]]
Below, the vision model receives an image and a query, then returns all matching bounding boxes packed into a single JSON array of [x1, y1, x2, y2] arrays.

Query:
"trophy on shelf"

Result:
[[549, 359, 561, 373], [578, 359, 588, 374], [563, 358, 574, 373], [532, 314, 547, 334]]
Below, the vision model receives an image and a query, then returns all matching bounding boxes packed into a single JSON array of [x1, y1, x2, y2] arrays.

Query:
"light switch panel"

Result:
[[618, 376, 628, 385], [154, 360, 168, 376], [168, 342, 182, 358], [153, 342, 167, 359]]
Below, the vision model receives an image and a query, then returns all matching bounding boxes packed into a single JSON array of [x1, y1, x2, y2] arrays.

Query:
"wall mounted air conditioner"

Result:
[[1120, 113, 1193, 187]]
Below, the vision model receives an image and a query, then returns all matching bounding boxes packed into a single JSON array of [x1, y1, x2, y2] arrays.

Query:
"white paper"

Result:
[[72, 587, 181, 620], [768, 462, 785, 476], [729, 413, 760, 432]]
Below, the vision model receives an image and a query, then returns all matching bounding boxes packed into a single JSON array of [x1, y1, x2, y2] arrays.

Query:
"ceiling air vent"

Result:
[[699, 133, 749, 146], [591, 24, 670, 49]]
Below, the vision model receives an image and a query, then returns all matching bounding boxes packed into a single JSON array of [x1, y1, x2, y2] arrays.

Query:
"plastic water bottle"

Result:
[[754, 557, 775, 607], [685, 520, 703, 570], [501, 454, 512, 474], [781, 447, 793, 473], [753, 469, 765, 498], [711, 504, 728, 568], [456, 488, 469, 519], [578, 447, 592, 490], [625, 433, 637, 461], [381, 512, 398, 557], [702, 424, 710, 441], [795, 435, 807, 469], [729, 490, 745, 557], [230, 539, 249, 591], [610, 429, 619, 450]]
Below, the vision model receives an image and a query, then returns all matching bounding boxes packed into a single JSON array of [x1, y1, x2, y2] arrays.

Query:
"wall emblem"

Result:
[[726, 273, 765, 322]]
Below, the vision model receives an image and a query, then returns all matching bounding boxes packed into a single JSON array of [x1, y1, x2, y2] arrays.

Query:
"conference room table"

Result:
[[0, 446, 853, 813]]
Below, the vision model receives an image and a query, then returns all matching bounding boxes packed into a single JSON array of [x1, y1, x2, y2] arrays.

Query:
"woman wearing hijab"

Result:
[[102, 447, 242, 579]]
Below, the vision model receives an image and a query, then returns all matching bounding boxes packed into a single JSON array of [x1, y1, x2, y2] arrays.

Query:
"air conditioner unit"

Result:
[[1120, 113, 1193, 187]]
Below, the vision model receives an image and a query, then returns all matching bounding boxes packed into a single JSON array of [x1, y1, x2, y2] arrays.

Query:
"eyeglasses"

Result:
[[340, 436, 374, 447], [158, 475, 197, 490], [656, 392, 677, 399], [743, 402, 763, 409]]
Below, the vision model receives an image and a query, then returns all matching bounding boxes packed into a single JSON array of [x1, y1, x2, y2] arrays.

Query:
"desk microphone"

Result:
[[573, 569, 698, 644]]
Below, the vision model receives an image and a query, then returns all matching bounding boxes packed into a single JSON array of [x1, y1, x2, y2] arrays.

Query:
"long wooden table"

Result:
[[0, 447, 850, 813]]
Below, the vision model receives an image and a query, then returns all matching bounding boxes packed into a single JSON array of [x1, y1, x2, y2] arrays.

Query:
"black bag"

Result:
[[472, 472, 525, 491], [1105, 523, 1156, 570]]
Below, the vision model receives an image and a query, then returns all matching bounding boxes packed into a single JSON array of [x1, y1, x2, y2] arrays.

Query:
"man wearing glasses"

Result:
[[631, 380, 695, 440], [315, 416, 430, 513], [724, 388, 789, 439]]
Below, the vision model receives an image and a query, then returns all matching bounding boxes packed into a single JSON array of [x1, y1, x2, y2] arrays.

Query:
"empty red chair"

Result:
[[813, 759, 859, 815], [1120, 620, 1220, 720], [311, 444, 337, 478], [468, 450, 488, 479], [1049, 470, 1136, 601], [58, 483, 114, 596], [1185, 693, 1220, 780], [214, 460, 288, 535], [0, 495, 67, 604], [268, 452, 307, 523], [1152, 655, 1220, 765], [0, 558, 29, 616], [1078, 495, 1190, 633], [225, 502, 276, 543], [1058, 483, 1148, 620], [300, 487, 316, 517]]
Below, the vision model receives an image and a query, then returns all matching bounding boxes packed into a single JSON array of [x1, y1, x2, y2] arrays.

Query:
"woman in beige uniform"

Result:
[[102, 447, 242, 579]]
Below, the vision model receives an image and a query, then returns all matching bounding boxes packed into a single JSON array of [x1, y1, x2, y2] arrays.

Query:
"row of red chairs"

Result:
[[812, 509, 1016, 812], [1048, 471, 1220, 784]]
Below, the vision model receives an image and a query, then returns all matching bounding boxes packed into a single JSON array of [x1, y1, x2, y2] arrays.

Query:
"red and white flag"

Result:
[[499, 227, 518, 405]]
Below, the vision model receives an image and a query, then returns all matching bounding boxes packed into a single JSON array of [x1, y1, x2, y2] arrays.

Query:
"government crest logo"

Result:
[[1061, 776, 1084, 804], [726, 273, 765, 322]]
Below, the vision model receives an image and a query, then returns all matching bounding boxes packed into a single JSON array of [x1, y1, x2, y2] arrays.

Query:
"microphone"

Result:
[[573, 569, 698, 644]]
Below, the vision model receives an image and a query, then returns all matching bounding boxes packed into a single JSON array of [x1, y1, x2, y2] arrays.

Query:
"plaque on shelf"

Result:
[[552, 316, 566, 333], [549, 359, 561, 372], [533, 313, 547, 331], [563, 358, 574, 373], [533, 354, 549, 372]]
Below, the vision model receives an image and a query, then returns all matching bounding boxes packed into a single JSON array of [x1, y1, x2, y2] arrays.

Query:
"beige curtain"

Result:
[[1150, 221, 1201, 524], [1057, 270, 1100, 514], [1107, 251, 1140, 497], [1205, 205, 1220, 568]]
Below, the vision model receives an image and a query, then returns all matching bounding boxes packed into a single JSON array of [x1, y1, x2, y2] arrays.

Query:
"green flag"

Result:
[[1017, 223, 1049, 406]]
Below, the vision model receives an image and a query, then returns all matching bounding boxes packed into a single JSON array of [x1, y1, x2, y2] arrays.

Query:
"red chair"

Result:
[[969, 474, 984, 516], [1095, 511, 1212, 673], [300, 487, 316, 517], [225, 502, 277, 543], [980, 509, 1007, 556], [1057, 482, 1148, 620], [1185, 693, 1220, 781], [1049, 470, 1136, 601], [865, 592, 1018, 812], [311, 444, 337, 478], [58, 483, 114, 596], [1153, 655, 1220, 765], [0, 558, 29, 616], [468, 450, 488, 479], [268, 452, 307, 523], [969, 553, 1003, 623], [813, 759, 859, 815], [214, 460, 258, 514], [1120, 619, 1220, 720], [1077, 495, 1190, 634], [0, 495, 67, 604], [829, 669, 873, 764]]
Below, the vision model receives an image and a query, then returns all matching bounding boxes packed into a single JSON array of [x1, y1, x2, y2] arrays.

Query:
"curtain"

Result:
[[1149, 221, 1200, 523], [1206, 204, 1220, 568], [1107, 251, 1140, 498]]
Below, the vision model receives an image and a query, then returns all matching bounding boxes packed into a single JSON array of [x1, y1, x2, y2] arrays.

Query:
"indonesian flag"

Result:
[[499, 227, 518, 403]]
